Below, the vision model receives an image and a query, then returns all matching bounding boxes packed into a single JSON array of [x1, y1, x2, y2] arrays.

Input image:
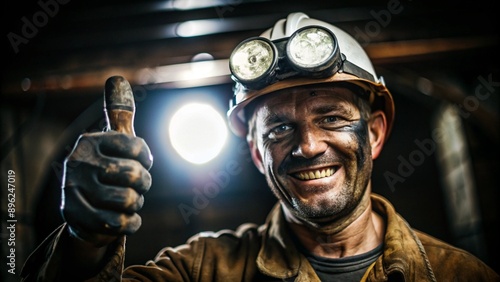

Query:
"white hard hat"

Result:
[[227, 12, 395, 141]]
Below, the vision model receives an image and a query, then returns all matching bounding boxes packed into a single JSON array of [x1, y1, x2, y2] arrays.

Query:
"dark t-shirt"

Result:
[[301, 243, 383, 281]]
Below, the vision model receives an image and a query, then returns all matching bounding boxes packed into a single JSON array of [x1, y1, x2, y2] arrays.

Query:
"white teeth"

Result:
[[295, 168, 335, 180]]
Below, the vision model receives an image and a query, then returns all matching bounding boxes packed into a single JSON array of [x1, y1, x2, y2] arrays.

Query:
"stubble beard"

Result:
[[289, 179, 356, 224]]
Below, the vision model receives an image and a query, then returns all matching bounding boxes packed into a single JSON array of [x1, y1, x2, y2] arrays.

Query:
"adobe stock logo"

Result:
[[384, 74, 499, 192], [7, 0, 71, 54], [353, 0, 405, 45]]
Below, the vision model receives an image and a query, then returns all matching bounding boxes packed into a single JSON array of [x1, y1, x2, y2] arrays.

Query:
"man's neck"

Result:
[[284, 193, 385, 259]]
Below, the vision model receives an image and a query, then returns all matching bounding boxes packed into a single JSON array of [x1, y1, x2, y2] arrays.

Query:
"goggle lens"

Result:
[[288, 27, 335, 70], [230, 39, 275, 81]]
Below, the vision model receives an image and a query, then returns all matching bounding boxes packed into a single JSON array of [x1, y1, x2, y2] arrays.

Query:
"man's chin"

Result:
[[290, 197, 354, 224], [292, 204, 339, 224]]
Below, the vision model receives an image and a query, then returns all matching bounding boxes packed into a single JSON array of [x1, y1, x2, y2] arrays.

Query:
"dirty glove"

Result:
[[61, 131, 153, 247]]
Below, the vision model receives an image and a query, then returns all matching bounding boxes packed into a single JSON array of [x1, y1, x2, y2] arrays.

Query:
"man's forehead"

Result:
[[259, 84, 360, 107], [280, 84, 356, 95], [243, 83, 366, 124]]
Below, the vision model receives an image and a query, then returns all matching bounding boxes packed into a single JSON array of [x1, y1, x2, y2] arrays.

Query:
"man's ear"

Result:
[[247, 138, 265, 174], [368, 110, 387, 160]]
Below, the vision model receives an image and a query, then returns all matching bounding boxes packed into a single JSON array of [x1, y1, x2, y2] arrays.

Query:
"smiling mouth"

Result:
[[293, 167, 337, 180]]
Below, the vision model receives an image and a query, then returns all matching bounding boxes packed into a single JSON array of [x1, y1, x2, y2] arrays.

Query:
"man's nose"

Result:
[[291, 125, 328, 159]]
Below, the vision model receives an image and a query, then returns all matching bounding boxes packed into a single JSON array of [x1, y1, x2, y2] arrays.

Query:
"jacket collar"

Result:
[[256, 193, 436, 281], [369, 194, 437, 281], [256, 203, 320, 280]]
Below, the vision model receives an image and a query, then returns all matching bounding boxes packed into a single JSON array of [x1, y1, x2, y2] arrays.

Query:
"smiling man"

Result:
[[21, 12, 499, 282], [246, 84, 387, 265], [247, 84, 381, 224]]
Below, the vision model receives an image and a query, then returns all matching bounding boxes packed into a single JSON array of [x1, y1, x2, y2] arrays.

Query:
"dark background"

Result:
[[2, 0, 499, 280]]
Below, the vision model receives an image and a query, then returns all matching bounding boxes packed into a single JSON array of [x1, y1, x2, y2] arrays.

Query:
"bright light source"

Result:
[[169, 103, 228, 164], [176, 20, 220, 37]]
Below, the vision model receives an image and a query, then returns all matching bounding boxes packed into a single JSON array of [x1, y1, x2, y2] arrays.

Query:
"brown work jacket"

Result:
[[22, 193, 499, 281]]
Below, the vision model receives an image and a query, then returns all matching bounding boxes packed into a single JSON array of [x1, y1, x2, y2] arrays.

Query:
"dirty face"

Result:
[[248, 85, 375, 225]]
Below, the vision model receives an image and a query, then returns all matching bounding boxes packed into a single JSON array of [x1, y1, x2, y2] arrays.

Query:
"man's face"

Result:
[[248, 85, 377, 225]]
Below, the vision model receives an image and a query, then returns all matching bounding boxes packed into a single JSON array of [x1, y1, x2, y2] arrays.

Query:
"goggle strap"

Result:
[[342, 60, 375, 82]]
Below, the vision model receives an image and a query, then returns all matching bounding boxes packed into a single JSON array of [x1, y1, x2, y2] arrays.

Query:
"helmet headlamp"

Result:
[[229, 38, 277, 86], [287, 26, 338, 72], [229, 26, 375, 91]]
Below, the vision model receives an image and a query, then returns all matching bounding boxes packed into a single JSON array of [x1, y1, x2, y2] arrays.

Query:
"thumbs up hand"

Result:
[[61, 76, 153, 247]]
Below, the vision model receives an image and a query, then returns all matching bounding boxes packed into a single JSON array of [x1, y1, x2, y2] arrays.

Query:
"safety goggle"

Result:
[[229, 25, 375, 90]]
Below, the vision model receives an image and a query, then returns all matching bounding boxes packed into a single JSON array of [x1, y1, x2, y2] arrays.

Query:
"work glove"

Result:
[[61, 76, 153, 247], [61, 130, 153, 247]]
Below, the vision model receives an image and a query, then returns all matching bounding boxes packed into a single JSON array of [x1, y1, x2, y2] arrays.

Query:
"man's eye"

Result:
[[323, 116, 339, 123], [268, 124, 292, 139], [321, 116, 352, 129]]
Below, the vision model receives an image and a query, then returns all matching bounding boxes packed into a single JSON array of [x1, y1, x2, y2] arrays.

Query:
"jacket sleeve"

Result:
[[20, 223, 126, 282], [21, 223, 261, 281], [20, 223, 202, 282], [122, 241, 200, 281], [121, 225, 262, 281]]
